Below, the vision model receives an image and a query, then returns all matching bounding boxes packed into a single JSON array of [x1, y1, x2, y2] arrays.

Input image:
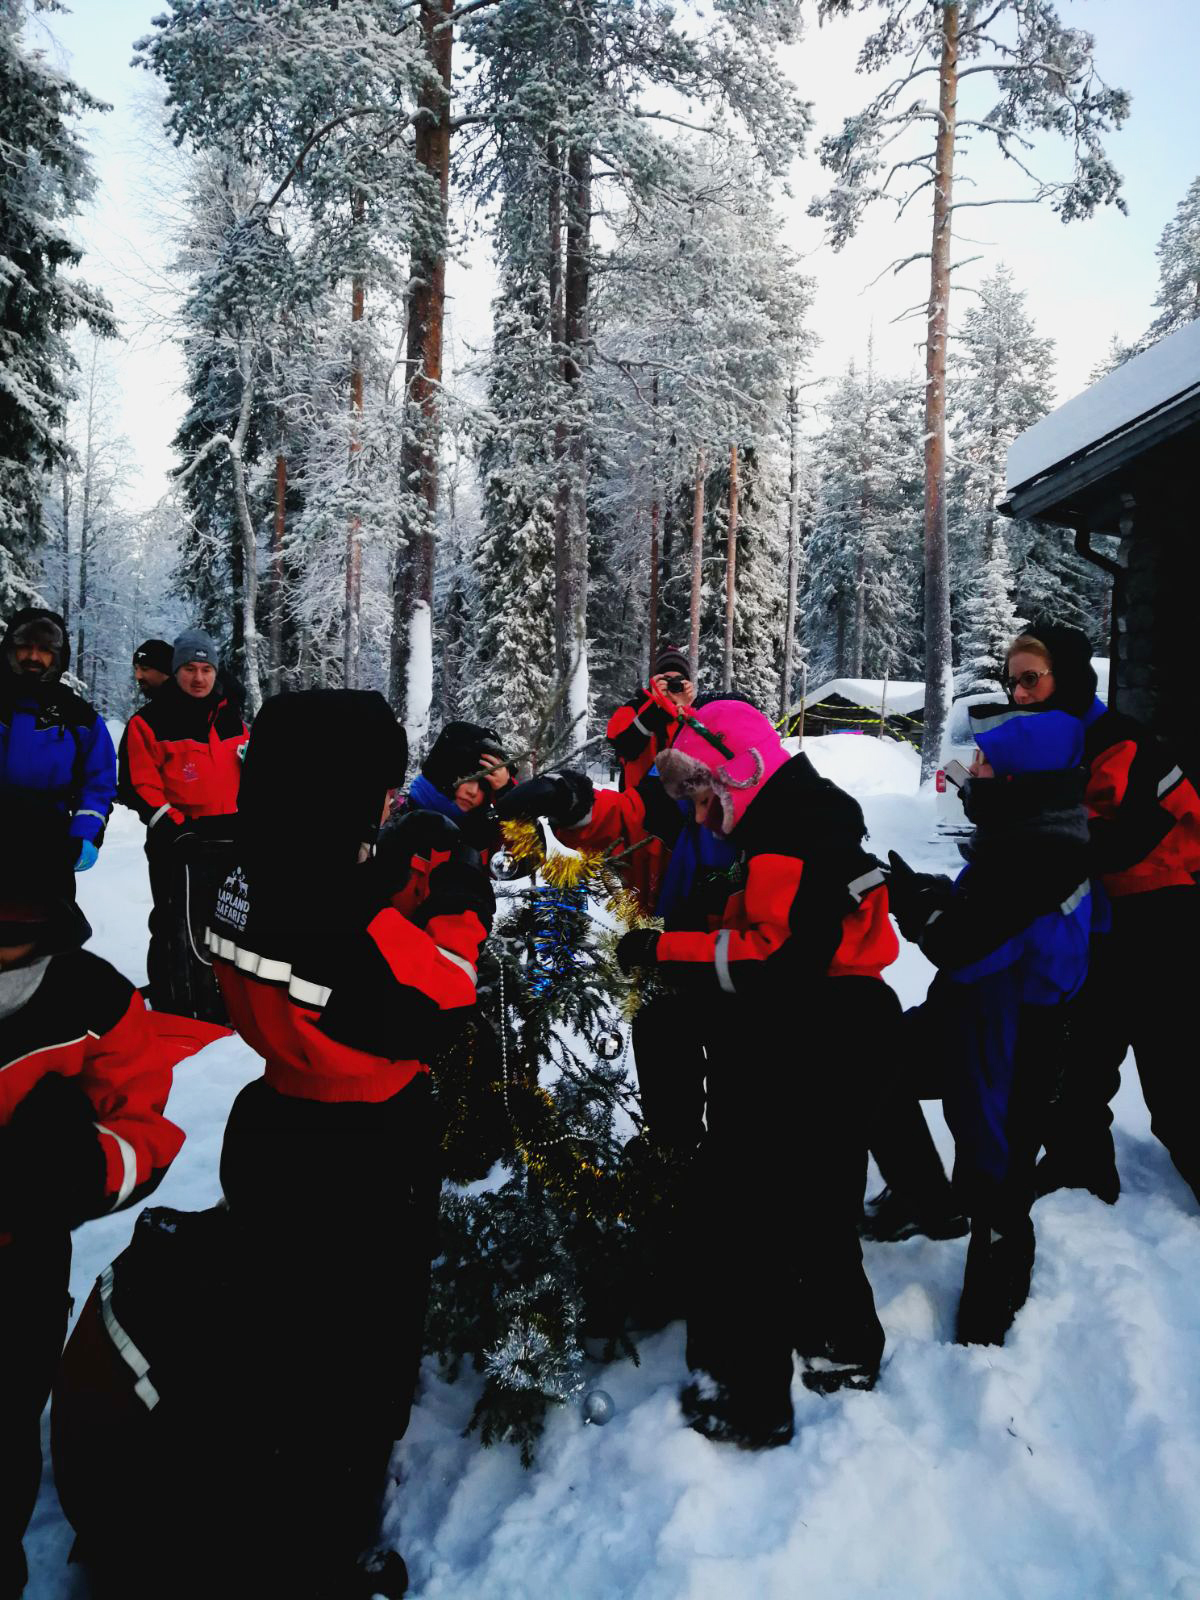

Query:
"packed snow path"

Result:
[[26, 736, 1200, 1599]]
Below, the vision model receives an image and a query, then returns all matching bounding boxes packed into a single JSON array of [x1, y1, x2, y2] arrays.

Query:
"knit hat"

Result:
[[656, 700, 790, 836], [653, 645, 691, 681], [422, 721, 508, 798], [172, 628, 220, 674], [3, 609, 68, 680], [134, 639, 173, 675]]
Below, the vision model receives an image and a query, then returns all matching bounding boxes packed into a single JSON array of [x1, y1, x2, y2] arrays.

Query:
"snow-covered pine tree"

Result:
[[1146, 175, 1200, 347], [811, 0, 1129, 777], [949, 265, 1053, 685], [35, 334, 182, 713], [946, 265, 1107, 642], [464, 169, 562, 765], [137, 0, 428, 709], [591, 138, 814, 713], [1085, 176, 1200, 376], [0, 0, 115, 612], [460, 4, 812, 743], [802, 355, 924, 685]]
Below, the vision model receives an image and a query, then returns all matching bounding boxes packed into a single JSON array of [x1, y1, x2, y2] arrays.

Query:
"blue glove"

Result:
[[75, 839, 99, 872]]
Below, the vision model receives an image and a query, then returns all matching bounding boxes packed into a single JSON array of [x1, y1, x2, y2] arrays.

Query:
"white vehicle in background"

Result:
[[934, 691, 998, 834], [934, 658, 1109, 834]]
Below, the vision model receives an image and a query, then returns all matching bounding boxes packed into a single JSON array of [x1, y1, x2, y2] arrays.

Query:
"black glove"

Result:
[[0, 1072, 107, 1234], [494, 769, 594, 829], [615, 928, 660, 976], [886, 851, 950, 945], [412, 857, 496, 932], [455, 800, 502, 855]]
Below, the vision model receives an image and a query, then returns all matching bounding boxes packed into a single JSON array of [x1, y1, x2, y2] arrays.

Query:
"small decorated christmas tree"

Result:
[[423, 826, 674, 1464]]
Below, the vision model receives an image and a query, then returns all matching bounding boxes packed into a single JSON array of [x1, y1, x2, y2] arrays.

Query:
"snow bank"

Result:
[[25, 749, 1200, 1600], [1006, 319, 1200, 491], [790, 730, 922, 798]]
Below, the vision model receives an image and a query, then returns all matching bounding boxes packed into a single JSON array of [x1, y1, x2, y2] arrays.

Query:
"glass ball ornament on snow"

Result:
[[582, 1389, 615, 1426], [593, 1028, 623, 1061]]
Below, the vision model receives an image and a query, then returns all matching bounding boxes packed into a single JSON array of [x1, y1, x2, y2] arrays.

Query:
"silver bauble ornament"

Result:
[[582, 1388, 615, 1425], [593, 1028, 623, 1061], [490, 849, 523, 882]]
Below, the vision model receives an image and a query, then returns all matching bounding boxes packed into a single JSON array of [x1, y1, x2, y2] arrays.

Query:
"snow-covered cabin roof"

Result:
[[799, 678, 925, 717], [1004, 320, 1200, 521]]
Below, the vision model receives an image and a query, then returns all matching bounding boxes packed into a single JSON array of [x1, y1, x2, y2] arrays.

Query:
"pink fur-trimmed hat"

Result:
[[656, 700, 789, 835]]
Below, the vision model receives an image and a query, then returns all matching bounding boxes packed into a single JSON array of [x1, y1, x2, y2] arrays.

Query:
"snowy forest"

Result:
[[3, 0, 1199, 756]]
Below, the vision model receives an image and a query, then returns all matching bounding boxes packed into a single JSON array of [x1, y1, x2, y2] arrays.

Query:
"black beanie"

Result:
[[133, 639, 173, 676], [421, 721, 507, 797], [1022, 623, 1098, 718], [654, 645, 691, 680]]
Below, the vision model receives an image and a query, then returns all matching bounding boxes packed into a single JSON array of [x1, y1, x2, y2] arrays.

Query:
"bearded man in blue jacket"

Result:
[[0, 609, 116, 874]]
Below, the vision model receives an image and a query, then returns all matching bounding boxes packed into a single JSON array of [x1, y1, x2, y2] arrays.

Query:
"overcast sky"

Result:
[[45, 0, 1200, 508]]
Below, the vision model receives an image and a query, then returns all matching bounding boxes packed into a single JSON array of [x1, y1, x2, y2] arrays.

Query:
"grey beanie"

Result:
[[172, 628, 220, 674]]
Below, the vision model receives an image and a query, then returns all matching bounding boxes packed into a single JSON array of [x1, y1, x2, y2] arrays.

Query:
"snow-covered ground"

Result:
[[26, 737, 1200, 1600]]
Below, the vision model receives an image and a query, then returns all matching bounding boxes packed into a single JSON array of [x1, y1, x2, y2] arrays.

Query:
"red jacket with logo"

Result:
[[1083, 703, 1200, 896], [125, 679, 247, 828], [208, 858, 489, 1105]]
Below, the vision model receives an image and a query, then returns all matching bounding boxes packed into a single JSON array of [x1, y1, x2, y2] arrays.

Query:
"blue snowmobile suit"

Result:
[[0, 609, 116, 857], [901, 706, 1092, 1189]]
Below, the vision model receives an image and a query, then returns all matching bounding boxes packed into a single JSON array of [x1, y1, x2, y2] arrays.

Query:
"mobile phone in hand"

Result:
[[943, 758, 971, 789]]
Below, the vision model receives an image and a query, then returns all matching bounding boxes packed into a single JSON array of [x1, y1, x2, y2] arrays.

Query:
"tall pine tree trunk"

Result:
[[270, 451, 286, 694], [228, 348, 262, 717], [781, 376, 800, 717], [59, 450, 71, 630], [562, 137, 591, 738], [76, 342, 100, 692], [549, 137, 570, 704], [920, 0, 959, 780], [689, 449, 705, 680], [722, 444, 738, 692], [345, 210, 364, 689], [647, 374, 660, 677], [391, 0, 453, 746]]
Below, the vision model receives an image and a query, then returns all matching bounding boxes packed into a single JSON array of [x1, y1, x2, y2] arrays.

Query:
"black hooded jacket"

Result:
[[207, 691, 490, 1103]]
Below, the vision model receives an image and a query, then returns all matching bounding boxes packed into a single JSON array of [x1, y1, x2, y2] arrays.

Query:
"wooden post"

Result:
[[722, 443, 739, 693], [688, 449, 705, 681]]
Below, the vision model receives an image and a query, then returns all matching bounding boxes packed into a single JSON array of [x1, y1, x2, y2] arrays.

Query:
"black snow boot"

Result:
[[794, 1265, 886, 1395], [1033, 1140, 1119, 1206], [679, 1374, 794, 1450], [859, 1184, 970, 1243], [955, 1215, 1036, 1347]]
